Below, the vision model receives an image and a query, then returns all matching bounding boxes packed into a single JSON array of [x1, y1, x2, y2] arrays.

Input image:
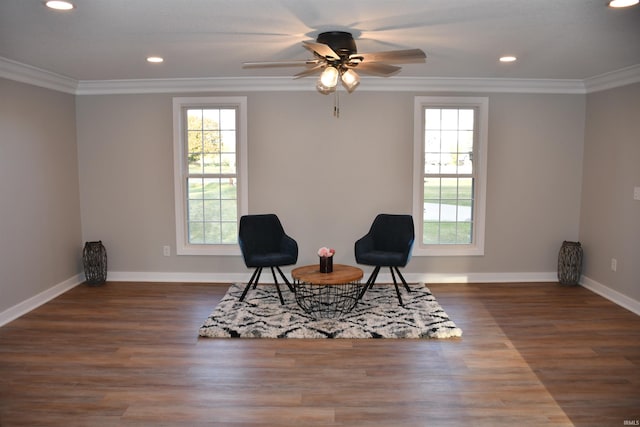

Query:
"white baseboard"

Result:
[[107, 271, 248, 283], [402, 271, 558, 284], [0, 274, 84, 327], [107, 270, 557, 284], [580, 275, 640, 316]]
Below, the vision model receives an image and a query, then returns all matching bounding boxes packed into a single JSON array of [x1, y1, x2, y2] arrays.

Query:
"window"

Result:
[[413, 96, 488, 256], [173, 97, 247, 255]]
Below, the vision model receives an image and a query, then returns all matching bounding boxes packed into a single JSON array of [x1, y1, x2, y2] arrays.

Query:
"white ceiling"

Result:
[[1, 0, 639, 83]]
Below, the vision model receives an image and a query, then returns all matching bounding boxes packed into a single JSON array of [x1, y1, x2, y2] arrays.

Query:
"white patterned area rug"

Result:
[[198, 283, 462, 339]]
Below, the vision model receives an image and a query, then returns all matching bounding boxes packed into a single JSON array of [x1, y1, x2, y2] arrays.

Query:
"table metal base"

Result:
[[294, 281, 364, 319]]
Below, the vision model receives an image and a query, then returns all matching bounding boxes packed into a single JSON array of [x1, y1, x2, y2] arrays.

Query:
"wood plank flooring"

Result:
[[0, 281, 639, 426]]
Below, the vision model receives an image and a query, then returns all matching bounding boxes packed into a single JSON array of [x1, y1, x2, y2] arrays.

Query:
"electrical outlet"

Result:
[[634, 186, 640, 201], [163, 245, 171, 257], [611, 258, 617, 272]]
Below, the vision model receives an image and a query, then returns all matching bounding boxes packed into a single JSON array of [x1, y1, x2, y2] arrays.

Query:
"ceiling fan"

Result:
[[243, 31, 426, 94]]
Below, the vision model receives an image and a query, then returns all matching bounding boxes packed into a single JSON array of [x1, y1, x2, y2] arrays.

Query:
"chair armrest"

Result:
[[280, 234, 298, 259], [354, 233, 375, 261]]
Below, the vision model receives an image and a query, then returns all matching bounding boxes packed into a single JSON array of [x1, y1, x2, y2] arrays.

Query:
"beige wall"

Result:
[[75, 91, 585, 278], [581, 82, 640, 301], [0, 78, 82, 313]]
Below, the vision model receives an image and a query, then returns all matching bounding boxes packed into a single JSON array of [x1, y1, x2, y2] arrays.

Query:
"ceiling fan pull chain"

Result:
[[334, 91, 340, 118]]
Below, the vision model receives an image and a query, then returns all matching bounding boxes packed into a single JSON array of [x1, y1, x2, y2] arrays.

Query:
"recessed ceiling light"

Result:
[[499, 56, 517, 63], [146, 56, 164, 63], [608, 0, 639, 7], [45, 1, 74, 10]]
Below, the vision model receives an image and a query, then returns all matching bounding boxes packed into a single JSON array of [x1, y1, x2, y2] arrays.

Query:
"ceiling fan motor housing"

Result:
[[317, 31, 357, 58]]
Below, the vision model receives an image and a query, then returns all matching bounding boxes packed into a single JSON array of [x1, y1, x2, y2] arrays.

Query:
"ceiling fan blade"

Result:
[[243, 59, 319, 68], [354, 48, 426, 64], [302, 41, 340, 60], [353, 62, 402, 76], [293, 64, 324, 79]]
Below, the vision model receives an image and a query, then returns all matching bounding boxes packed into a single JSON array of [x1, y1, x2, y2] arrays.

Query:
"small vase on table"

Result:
[[317, 247, 335, 273]]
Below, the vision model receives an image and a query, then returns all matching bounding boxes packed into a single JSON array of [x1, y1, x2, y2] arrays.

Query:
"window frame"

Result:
[[172, 96, 248, 256], [412, 96, 489, 256]]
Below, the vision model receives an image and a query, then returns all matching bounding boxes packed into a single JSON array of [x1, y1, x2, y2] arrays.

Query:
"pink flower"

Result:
[[318, 247, 335, 257]]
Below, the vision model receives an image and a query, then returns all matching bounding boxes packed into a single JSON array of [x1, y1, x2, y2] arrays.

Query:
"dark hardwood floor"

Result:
[[0, 281, 638, 426]]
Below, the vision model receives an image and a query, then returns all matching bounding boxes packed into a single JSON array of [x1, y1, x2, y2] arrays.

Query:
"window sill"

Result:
[[176, 244, 241, 256]]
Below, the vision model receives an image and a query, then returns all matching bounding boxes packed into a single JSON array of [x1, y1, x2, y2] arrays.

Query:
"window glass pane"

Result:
[[425, 109, 441, 129], [441, 109, 458, 130], [202, 222, 219, 244], [458, 130, 473, 152], [458, 178, 473, 199], [441, 178, 457, 199], [425, 130, 440, 151], [188, 131, 203, 154], [456, 222, 472, 244], [441, 153, 457, 174], [220, 131, 236, 153], [220, 200, 237, 221], [423, 222, 439, 244], [220, 180, 236, 199], [202, 131, 219, 153], [202, 178, 220, 199], [457, 201, 472, 222], [188, 155, 203, 174], [188, 178, 204, 199], [425, 153, 440, 174], [203, 200, 220, 221], [188, 200, 204, 221], [202, 109, 219, 129], [219, 109, 236, 130], [441, 131, 458, 152], [221, 222, 237, 244], [438, 222, 458, 244], [424, 202, 440, 221], [459, 109, 474, 130], [189, 222, 204, 244], [424, 177, 440, 199], [220, 153, 236, 174], [440, 200, 457, 222], [203, 153, 219, 174], [187, 109, 202, 130]]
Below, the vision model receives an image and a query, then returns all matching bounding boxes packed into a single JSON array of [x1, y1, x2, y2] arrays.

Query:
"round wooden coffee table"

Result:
[[291, 264, 364, 319]]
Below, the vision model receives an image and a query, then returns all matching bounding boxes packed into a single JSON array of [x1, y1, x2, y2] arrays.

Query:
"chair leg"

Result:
[[358, 266, 380, 300], [239, 267, 262, 302], [393, 266, 412, 293], [389, 267, 404, 306], [270, 267, 285, 305], [275, 266, 295, 293]]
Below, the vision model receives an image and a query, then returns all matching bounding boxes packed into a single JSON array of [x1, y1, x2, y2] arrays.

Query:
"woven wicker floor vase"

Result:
[[83, 241, 107, 285], [557, 241, 582, 285]]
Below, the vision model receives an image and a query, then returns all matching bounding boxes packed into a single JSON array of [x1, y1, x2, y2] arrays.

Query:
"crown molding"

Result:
[[2, 56, 638, 96], [583, 64, 640, 93], [74, 76, 314, 95], [0, 56, 77, 94], [75, 75, 587, 95]]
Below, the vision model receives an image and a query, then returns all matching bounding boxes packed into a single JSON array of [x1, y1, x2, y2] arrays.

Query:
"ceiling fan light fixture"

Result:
[[45, 1, 74, 10], [316, 80, 336, 94], [341, 69, 360, 93], [319, 66, 339, 88], [608, 0, 639, 7]]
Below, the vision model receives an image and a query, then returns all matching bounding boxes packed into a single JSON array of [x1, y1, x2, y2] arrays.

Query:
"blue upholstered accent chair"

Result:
[[238, 214, 298, 305], [354, 214, 415, 305]]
